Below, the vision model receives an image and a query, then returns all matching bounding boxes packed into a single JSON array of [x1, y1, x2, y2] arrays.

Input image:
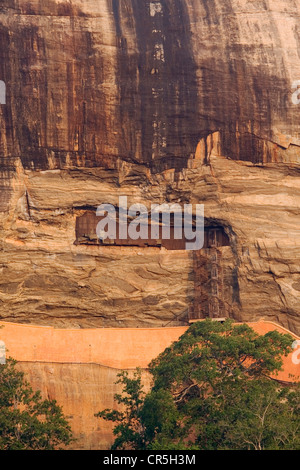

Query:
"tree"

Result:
[[215, 378, 300, 450], [95, 369, 147, 450], [96, 319, 300, 450], [0, 358, 73, 450]]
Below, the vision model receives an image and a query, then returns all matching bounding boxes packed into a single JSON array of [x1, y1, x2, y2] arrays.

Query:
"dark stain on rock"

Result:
[[111, 0, 200, 172], [0, 1, 299, 173]]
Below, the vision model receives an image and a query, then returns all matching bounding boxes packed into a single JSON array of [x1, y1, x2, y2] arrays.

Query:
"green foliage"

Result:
[[96, 369, 147, 450], [96, 319, 300, 450], [149, 319, 293, 392], [0, 358, 73, 450], [216, 378, 300, 450]]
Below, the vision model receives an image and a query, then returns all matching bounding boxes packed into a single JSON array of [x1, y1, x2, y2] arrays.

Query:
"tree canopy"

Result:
[[0, 358, 73, 450], [97, 319, 300, 450]]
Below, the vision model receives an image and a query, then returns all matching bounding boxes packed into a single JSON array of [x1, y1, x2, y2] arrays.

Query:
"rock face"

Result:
[[18, 362, 125, 450], [0, 1, 300, 333]]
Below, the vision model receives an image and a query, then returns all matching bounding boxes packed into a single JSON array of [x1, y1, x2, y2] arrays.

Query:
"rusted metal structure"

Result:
[[189, 227, 230, 322]]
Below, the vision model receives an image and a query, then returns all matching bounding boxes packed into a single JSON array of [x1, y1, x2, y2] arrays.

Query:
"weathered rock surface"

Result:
[[19, 362, 126, 450], [0, 1, 300, 333]]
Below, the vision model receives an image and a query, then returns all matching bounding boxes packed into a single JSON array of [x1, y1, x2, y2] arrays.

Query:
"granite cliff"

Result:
[[0, 0, 300, 333]]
